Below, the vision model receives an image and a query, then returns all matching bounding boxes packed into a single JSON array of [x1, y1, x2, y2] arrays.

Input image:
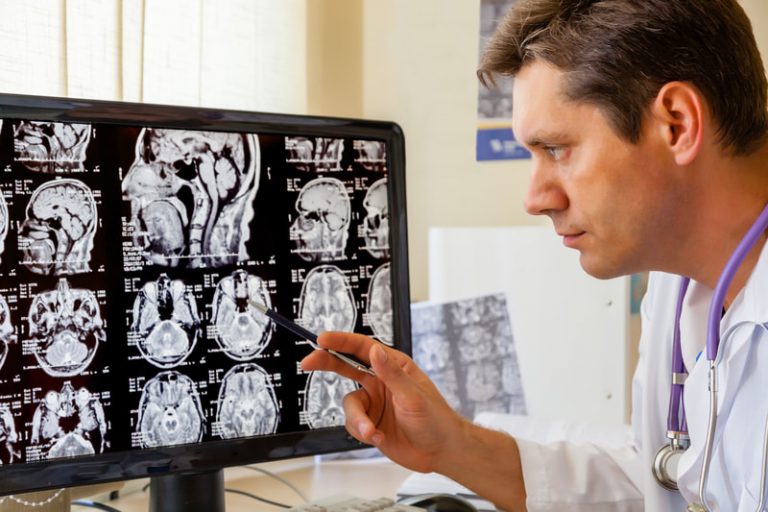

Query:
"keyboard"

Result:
[[288, 495, 423, 512]]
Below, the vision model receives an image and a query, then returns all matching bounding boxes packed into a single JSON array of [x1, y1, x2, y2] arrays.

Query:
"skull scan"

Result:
[[366, 263, 393, 345], [138, 371, 204, 448], [298, 265, 357, 334], [285, 137, 344, 172], [0, 294, 16, 372], [216, 363, 279, 438], [303, 371, 357, 429], [28, 279, 105, 377], [212, 270, 273, 361], [0, 192, 9, 263], [290, 178, 351, 262], [13, 121, 92, 173], [362, 178, 389, 259], [19, 179, 98, 275], [122, 128, 259, 268], [131, 274, 201, 368], [0, 405, 19, 464], [353, 140, 387, 172]]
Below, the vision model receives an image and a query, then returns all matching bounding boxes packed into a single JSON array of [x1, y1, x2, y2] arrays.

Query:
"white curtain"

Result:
[[0, 0, 307, 113]]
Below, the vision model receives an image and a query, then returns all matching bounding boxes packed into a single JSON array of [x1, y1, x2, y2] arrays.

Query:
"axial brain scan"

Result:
[[362, 178, 389, 259], [216, 363, 279, 438], [212, 270, 273, 360], [138, 371, 204, 448], [298, 265, 357, 334], [0, 294, 15, 372], [131, 274, 201, 368], [122, 128, 260, 268], [303, 371, 357, 429], [285, 137, 344, 172], [13, 121, 92, 173], [28, 278, 105, 377], [366, 263, 393, 345], [290, 177, 351, 262], [19, 179, 98, 275]]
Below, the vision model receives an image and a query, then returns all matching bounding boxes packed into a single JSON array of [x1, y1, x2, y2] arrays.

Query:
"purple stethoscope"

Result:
[[651, 204, 768, 512]]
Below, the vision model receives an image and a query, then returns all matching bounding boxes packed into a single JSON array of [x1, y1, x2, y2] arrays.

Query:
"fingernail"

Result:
[[371, 432, 383, 446], [358, 421, 370, 437], [373, 345, 388, 364]]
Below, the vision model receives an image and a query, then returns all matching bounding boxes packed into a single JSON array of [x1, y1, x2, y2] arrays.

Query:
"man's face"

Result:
[[513, 61, 684, 278]]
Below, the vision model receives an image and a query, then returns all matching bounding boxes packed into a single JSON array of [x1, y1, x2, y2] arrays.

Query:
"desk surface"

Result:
[[71, 457, 414, 512]]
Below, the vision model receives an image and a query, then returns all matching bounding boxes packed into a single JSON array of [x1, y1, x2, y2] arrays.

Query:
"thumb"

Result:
[[369, 344, 418, 398]]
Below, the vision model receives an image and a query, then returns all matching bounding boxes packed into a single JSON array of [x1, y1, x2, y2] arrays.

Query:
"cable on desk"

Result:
[[226, 488, 292, 508], [71, 499, 123, 512], [243, 465, 309, 502]]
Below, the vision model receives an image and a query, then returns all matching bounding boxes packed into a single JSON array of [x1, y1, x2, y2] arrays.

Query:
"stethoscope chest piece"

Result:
[[652, 433, 689, 492]]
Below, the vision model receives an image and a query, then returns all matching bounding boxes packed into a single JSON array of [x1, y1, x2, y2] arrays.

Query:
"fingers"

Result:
[[316, 331, 379, 363], [300, 349, 376, 384], [343, 388, 383, 446], [368, 344, 425, 409]]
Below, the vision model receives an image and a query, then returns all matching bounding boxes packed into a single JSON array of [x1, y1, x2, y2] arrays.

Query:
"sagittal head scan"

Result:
[[19, 179, 98, 275], [216, 363, 279, 438], [285, 137, 344, 172], [290, 177, 351, 262], [303, 371, 358, 429], [0, 191, 9, 264], [138, 371, 204, 448], [28, 278, 105, 377], [0, 404, 20, 464], [362, 178, 390, 259], [0, 294, 15, 372], [367, 262, 393, 345], [353, 140, 387, 172], [298, 265, 357, 334], [131, 274, 201, 368], [31, 382, 107, 460], [212, 270, 273, 360], [13, 121, 92, 173], [122, 128, 260, 268]]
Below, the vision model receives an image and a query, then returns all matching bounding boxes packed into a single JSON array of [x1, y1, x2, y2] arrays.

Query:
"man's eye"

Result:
[[545, 146, 566, 161]]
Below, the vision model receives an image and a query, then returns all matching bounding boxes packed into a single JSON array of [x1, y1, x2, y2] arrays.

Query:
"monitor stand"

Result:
[[149, 469, 225, 512]]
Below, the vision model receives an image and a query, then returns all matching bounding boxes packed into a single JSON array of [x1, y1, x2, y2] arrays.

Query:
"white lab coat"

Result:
[[514, 241, 768, 511]]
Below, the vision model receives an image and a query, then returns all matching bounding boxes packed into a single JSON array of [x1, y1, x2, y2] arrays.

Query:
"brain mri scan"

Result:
[[31, 382, 107, 460], [353, 140, 387, 172], [19, 179, 98, 275], [0, 404, 19, 464], [122, 128, 260, 268], [212, 270, 273, 361], [303, 371, 357, 429], [361, 178, 389, 259], [0, 191, 8, 264], [28, 278, 105, 377], [285, 137, 344, 172], [216, 363, 279, 438], [0, 294, 16, 372], [298, 265, 357, 334], [13, 121, 92, 173], [290, 177, 351, 262], [137, 371, 204, 448], [366, 263, 393, 345], [131, 274, 201, 368]]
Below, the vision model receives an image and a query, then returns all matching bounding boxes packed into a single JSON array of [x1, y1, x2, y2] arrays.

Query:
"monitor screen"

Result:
[[0, 94, 410, 497]]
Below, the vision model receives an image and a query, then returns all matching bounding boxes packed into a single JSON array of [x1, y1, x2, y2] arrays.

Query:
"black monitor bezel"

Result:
[[0, 93, 411, 495]]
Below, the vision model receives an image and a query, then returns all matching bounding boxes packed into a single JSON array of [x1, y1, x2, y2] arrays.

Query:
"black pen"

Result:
[[250, 301, 376, 377]]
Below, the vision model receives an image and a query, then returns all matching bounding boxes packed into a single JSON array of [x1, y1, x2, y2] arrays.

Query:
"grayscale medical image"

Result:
[[13, 121, 92, 173], [302, 371, 357, 429], [137, 371, 204, 448], [366, 262, 393, 345], [353, 140, 387, 172], [0, 294, 15, 372], [121, 128, 260, 268], [19, 179, 98, 275], [290, 177, 351, 262], [0, 191, 9, 263], [298, 265, 357, 333], [361, 178, 389, 259], [30, 382, 108, 460], [285, 137, 344, 172], [212, 270, 273, 361], [215, 363, 279, 438], [28, 278, 105, 378], [0, 404, 20, 464], [130, 274, 201, 368]]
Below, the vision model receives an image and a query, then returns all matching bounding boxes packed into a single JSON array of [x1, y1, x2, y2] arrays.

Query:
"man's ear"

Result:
[[651, 82, 705, 166]]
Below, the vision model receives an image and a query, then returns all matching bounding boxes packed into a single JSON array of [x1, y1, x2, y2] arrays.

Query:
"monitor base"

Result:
[[149, 469, 225, 512]]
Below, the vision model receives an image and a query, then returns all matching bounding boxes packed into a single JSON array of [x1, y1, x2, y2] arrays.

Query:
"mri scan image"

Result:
[[19, 179, 98, 275], [30, 382, 107, 460], [362, 178, 389, 259], [0, 192, 8, 264], [353, 140, 387, 172], [285, 137, 344, 172], [13, 121, 92, 173], [28, 278, 105, 377], [0, 294, 16, 372], [302, 371, 357, 429], [298, 265, 357, 334], [0, 404, 19, 464], [290, 177, 351, 262], [137, 371, 204, 448], [131, 274, 201, 368], [122, 128, 260, 268], [216, 363, 279, 438], [212, 270, 273, 360], [366, 263, 393, 345]]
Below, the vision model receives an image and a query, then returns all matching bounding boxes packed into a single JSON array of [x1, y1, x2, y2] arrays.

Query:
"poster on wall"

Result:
[[476, 0, 531, 161]]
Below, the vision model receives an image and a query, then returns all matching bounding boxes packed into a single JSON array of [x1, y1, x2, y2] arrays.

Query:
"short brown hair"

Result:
[[478, 0, 768, 156]]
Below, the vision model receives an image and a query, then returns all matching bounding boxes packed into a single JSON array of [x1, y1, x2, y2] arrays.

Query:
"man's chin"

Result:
[[578, 254, 628, 280]]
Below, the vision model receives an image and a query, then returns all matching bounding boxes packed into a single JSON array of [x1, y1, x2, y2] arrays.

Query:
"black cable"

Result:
[[225, 488, 292, 508], [71, 499, 123, 512]]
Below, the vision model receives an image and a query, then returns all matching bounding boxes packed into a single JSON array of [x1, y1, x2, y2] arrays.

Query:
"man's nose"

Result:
[[523, 162, 567, 216]]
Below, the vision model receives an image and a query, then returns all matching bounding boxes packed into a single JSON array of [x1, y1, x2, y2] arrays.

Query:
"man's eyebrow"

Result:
[[523, 131, 570, 147]]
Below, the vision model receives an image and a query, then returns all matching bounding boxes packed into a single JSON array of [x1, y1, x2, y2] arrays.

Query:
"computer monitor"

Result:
[[0, 93, 411, 511]]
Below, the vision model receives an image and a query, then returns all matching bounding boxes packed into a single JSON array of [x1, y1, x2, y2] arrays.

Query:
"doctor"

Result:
[[302, 0, 768, 510]]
